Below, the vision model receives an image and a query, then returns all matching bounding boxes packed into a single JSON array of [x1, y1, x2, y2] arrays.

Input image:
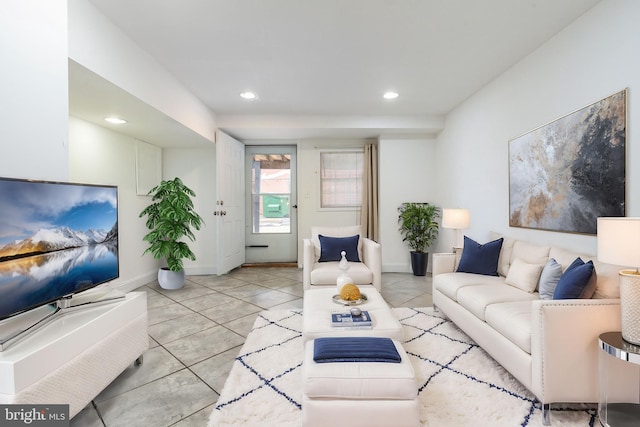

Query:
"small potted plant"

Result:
[[139, 177, 204, 289], [398, 202, 440, 276]]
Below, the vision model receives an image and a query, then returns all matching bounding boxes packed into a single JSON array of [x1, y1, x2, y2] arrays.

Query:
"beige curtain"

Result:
[[360, 143, 379, 241]]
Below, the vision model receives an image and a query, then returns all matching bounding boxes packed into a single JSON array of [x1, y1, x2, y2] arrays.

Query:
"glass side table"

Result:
[[599, 332, 640, 426]]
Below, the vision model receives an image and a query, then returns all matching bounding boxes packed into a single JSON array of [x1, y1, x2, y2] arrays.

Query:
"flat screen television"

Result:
[[0, 177, 118, 321]]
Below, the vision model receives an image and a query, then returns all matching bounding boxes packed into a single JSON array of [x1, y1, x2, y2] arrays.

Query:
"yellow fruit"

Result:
[[340, 284, 361, 301]]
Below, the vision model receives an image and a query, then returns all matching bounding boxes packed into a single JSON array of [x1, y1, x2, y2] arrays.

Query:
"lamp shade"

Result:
[[597, 217, 640, 268], [442, 209, 470, 230]]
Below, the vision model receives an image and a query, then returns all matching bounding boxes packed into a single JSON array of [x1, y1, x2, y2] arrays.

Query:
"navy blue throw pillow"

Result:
[[318, 235, 361, 262], [456, 236, 503, 276], [553, 258, 595, 299], [313, 337, 401, 363]]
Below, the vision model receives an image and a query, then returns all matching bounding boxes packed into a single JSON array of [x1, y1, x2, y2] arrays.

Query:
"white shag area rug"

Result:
[[209, 307, 596, 426]]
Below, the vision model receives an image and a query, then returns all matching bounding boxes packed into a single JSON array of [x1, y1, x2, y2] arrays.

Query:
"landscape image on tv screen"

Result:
[[0, 178, 118, 320]]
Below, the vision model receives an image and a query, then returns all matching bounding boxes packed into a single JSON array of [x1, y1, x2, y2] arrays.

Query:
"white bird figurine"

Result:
[[338, 250, 350, 272]]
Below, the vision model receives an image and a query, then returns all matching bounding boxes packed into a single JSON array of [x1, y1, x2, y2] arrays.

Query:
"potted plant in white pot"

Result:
[[139, 177, 204, 289], [398, 202, 440, 276]]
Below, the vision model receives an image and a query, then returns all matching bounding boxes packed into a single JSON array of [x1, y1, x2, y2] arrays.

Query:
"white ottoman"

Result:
[[303, 286, 403, 342], [302, 338, 420, 427]]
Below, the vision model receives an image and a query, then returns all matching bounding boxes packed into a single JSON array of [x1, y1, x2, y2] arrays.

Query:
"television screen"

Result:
[[0, 177, 118, 320]]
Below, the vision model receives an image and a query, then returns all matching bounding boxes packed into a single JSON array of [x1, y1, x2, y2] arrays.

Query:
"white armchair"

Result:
[[303, 225, 382, 292]]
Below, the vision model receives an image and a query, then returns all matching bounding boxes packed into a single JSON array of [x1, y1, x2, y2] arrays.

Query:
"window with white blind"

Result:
[[320, 151, 363, 208]]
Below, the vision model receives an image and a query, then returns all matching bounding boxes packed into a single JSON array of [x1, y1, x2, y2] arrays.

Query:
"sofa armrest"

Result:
[[531, 298, 623, 404], [362, 238, 382, 292], [432, 253, 456, 276], [303, 238, 315, 290]]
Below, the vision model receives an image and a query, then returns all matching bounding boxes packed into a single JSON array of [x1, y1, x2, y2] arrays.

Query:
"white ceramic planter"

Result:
[[157, 268, 185, 290]]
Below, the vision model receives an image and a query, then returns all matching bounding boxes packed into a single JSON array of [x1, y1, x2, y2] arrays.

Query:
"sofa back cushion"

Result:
[[489, 231, 515, 277], [475, 234, 622, 298], [488, 232, 550, 278], [511, 241, 550, 266], [549, 247, 621, 299], [591, 261, 623, 299]]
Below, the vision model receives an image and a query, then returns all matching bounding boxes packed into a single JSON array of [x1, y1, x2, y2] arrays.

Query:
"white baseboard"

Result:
[[101, 265, 223, 294], [382, 263, 434, 274], [185, 265, 217, 276], [106, 271, 157, 293], [382, 263, 412, 273]]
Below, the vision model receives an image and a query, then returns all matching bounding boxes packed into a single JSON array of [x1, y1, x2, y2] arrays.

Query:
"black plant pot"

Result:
[[410, 251, 428, 276]]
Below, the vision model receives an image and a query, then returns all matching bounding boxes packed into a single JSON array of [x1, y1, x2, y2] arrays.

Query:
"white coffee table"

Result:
[[302, 285, 403, 342]]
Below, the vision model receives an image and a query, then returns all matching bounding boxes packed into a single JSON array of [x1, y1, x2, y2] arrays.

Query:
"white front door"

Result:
[[216, 131, 245, 275], [244, 145, 298, 263]]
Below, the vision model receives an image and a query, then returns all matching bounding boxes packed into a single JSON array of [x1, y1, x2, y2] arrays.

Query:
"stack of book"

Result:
[[331, 311, 372, 329]]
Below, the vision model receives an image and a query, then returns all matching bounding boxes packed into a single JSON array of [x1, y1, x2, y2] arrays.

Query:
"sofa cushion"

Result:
[[310, 261, 373, 285], [538, 258, 563, 300], [591, 260, 621, 299], [489, 231, 516, 277], [553, 258, 596, 299], [456, 236, 503, 276], [485, 301, 532, 354], [510, 241, 550, 267], [548, 247, 586, 273], [456, 284, 538, 321], [318, 234, 361, 262], [549, 247, 620, 299], [434, 272, 505, 302], [505, 258, 544, 293]]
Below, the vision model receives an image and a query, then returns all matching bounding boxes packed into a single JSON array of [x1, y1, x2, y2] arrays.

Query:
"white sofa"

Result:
[[303, 225, 382, 292], [432, 233, 639, 425]]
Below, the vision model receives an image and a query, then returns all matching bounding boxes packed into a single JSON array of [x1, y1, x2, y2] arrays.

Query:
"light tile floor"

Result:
[[71, 268, 433, 427]]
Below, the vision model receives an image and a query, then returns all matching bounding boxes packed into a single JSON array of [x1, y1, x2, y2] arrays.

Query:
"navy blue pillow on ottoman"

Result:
[[456, 236, 504, 276], [313, 337, 401, 363]]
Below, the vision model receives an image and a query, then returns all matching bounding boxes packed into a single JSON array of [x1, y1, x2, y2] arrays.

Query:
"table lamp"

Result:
[[442, 208, 470, 251], [597, 217, 640, 345]]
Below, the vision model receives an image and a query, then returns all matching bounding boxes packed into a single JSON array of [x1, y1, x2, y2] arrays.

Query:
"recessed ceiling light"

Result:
[[383, 92, 399, 100], [240, 91, 257, 100], [104, 117, 127, 124]]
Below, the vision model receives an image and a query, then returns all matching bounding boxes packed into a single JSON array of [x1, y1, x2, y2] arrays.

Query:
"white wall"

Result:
[[67, 0, 217, 143], [435, 0, 640, 256], [66, 0, 219, 281], [163, 148, 217, 274], [69, 119, 217, 285], [379, 137, 438, 272], [295, 136, 439, 272], [296, 139, 370, 264], [0, 0, 69, 181], [69, 117, 157, 291]]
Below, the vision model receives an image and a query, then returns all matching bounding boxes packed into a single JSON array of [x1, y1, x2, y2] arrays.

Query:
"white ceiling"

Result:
[[71, 0, 601, 144]]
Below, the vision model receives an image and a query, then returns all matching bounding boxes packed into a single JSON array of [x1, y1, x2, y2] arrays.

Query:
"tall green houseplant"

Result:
[[140, 177, 204, 288], [398, 202, 440, 276]]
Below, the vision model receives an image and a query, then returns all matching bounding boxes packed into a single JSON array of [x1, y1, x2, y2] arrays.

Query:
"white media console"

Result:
[[0, 291, 148, 418]]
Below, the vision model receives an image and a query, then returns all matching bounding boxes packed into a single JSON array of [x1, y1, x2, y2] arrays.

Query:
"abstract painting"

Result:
[[509, 89, 626, 235]]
